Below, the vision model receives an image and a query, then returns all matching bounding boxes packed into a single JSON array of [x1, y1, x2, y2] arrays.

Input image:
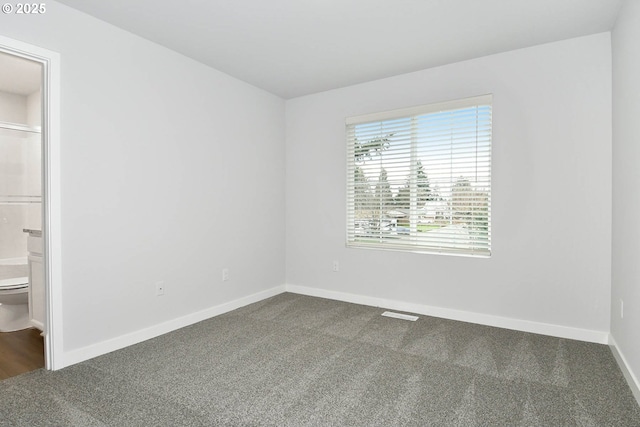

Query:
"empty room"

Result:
[[1, 0, 639, 425]]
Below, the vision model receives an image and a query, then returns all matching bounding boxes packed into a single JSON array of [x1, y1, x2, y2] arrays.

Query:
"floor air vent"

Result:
[[381, 311, 418, 321]]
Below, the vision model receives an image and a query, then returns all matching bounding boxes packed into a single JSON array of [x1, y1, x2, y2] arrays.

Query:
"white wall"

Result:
[[25, 90, 41, 230], [285, 33, 612, 340], [26, 90, 40, 127], [612, 0, 640, 395], [0, 91, 26, 123], [0, 1, 286, 356], [0, 91, 30, 259]]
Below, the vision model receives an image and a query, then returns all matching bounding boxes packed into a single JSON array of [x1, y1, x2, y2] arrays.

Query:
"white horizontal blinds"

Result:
[[346, 95, 492, 256]]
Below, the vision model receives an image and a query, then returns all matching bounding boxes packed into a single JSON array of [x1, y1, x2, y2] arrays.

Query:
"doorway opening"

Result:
[[0, 36, 61, 374]]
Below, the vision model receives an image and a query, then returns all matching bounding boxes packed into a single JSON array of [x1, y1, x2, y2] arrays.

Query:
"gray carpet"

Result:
[[1, 292, 639, 426]]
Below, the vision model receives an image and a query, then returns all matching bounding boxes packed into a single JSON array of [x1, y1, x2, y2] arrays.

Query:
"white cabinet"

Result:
[[26, 232, 45, 331]]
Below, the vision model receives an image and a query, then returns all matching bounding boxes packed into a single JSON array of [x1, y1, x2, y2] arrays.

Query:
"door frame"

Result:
[[0, 36, 62, 370]]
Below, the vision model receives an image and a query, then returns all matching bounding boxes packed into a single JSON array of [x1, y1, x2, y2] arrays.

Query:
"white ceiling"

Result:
[[57, 0, 622, 99]]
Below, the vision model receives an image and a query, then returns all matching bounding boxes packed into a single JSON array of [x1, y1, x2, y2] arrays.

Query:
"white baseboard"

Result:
[[61, 283, 613, 369], [285, 284, 610, 344], [62, 285, 286, 368], [609, 336, 640, 406]]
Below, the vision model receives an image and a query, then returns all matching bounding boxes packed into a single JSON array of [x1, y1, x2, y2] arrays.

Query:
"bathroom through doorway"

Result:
[[0, 36, 61, 373]]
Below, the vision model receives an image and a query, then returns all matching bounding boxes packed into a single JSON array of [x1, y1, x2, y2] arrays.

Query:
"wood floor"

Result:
[[0, 328, 44, 380]]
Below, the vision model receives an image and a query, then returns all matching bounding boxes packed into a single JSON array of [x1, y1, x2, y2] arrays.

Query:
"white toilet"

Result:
[[0, 278, 30, 332]]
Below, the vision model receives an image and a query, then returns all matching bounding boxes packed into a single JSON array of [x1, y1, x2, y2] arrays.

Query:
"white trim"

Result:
[[609, 336, 640, 406], [346, 94, 492, 125], [63, 285, 286, 367], [0, 36, 62, 370], [285, 284, 610, 344], [381, 311, 418, 321]]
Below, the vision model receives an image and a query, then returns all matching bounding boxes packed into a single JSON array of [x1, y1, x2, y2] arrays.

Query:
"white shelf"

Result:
[[0, 195, 42, 205], [0, 120, 41, 134]]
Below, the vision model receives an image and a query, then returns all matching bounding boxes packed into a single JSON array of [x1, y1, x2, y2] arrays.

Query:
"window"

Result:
[[346, 95, 492, 256]]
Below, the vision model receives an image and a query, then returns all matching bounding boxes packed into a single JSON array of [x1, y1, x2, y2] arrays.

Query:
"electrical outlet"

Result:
[[332, 260, 339, 272], [621, 299, 624, 319], [222, 268, 229, 281], [156, 281, 165, 296]]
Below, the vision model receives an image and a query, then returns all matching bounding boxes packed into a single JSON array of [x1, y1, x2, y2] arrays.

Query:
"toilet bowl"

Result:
[[0, 279, 30, 332]]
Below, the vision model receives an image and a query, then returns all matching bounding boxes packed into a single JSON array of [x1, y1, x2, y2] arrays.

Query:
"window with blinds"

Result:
[[346, 95, 492, 256]]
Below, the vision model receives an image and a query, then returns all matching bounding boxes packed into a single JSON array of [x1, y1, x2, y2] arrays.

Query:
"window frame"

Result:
[[345, 94, 492, 257]]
